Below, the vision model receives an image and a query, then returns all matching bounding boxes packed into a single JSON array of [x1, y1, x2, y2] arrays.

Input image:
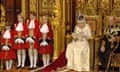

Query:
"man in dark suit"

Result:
[[98, 16, 120, 71]]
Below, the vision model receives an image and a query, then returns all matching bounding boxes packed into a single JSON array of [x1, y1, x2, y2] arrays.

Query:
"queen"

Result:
[[66, 15, 92, 71]]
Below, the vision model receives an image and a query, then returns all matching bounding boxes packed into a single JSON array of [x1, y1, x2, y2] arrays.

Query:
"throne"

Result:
[[84, 15, 102, 71]]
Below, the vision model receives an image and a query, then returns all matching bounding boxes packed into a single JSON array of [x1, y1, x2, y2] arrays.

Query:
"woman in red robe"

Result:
[[0, 24, 16, 70], [39, 14, 53, 67], [25, 12, 39, 69], [13, 14, 27, 68]]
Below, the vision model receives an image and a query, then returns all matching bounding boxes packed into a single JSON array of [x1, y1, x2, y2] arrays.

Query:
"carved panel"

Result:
[[98, 0, 111, 16], [84, 16, 102, 36], [111, 0, 120, 16], [76, 0, 97, 15], [39, 0, 55, 13], [76, 0, 86, 11], [29, 0, 37, 12], [0, 3, 5, 31]]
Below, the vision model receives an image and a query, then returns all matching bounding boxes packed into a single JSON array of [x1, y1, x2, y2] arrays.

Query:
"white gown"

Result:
[[66, 24, 92, 71]]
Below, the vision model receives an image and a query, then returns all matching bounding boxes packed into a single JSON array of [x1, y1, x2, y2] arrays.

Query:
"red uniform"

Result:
[[25, 19, 39, 49], [13, 23, 27, 49], [39, 24, 53, 54], [0, 30, 16, 60]]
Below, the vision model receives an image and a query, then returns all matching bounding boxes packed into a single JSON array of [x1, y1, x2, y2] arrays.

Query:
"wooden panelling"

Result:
[[5, 0, 21, 24]]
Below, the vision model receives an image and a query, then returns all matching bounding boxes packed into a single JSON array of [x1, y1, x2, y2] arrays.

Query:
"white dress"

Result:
[[66, 24, 92, 71]]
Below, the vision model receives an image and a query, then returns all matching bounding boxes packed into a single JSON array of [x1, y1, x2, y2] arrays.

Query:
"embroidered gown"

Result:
[[66, 24, 92, 71]]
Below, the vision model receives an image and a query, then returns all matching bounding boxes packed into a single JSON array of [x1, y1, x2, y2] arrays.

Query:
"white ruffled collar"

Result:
[[3, 30, 11, 39], [40, 24, 49, 33], [16, 22, 23, 31], [28, 20, 35, 29]]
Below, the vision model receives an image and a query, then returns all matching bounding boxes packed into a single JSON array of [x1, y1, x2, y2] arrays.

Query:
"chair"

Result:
[[84, 15, 102, 71]]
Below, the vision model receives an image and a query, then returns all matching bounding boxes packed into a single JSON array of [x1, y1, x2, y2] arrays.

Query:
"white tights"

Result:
[[5, 60, 13, 70], [28, 48, 38, 68], [42, 54, 50, 67], [17, 49, 26, 68]]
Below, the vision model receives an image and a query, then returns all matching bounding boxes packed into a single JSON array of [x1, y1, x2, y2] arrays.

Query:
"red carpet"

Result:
[[40, 50, 67, 72]]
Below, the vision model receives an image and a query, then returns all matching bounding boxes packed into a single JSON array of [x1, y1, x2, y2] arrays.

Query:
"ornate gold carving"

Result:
[[29, 0, 37, 11], [0, 3, 5, 31], [82, 1, 96, 15], [76, 0, 97, 15], [62, 0, 66, 48], [21, 0, 27, 19], [29, 0, 38, 14], [111, 0, 120, 16], [99, 0, 110, 15], [76, 0, 86, 10], [84, 15, 102, 36], [38, 0, 56, 19], [52, 0, 62, 60], [0, 3, 5, 71]]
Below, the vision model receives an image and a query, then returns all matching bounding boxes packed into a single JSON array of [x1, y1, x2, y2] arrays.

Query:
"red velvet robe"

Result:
[[0, 30, 16, 60], [39, 24, 53, 54], [25, 19, 39, 49], [13, 23, 27, 49]]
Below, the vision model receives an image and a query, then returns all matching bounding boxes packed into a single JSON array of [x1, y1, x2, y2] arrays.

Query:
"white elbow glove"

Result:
[[40, 40, 48, 46], [2, 45, 10, 51]]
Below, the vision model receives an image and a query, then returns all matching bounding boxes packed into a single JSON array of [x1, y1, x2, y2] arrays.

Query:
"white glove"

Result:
[[40, 41, 48, 46], [100, 46, 105, 53], [26, 37, 34, 43], [2, 45, 10, 51], [20, 39, 24, 44], [15, 38, 24, 44]]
